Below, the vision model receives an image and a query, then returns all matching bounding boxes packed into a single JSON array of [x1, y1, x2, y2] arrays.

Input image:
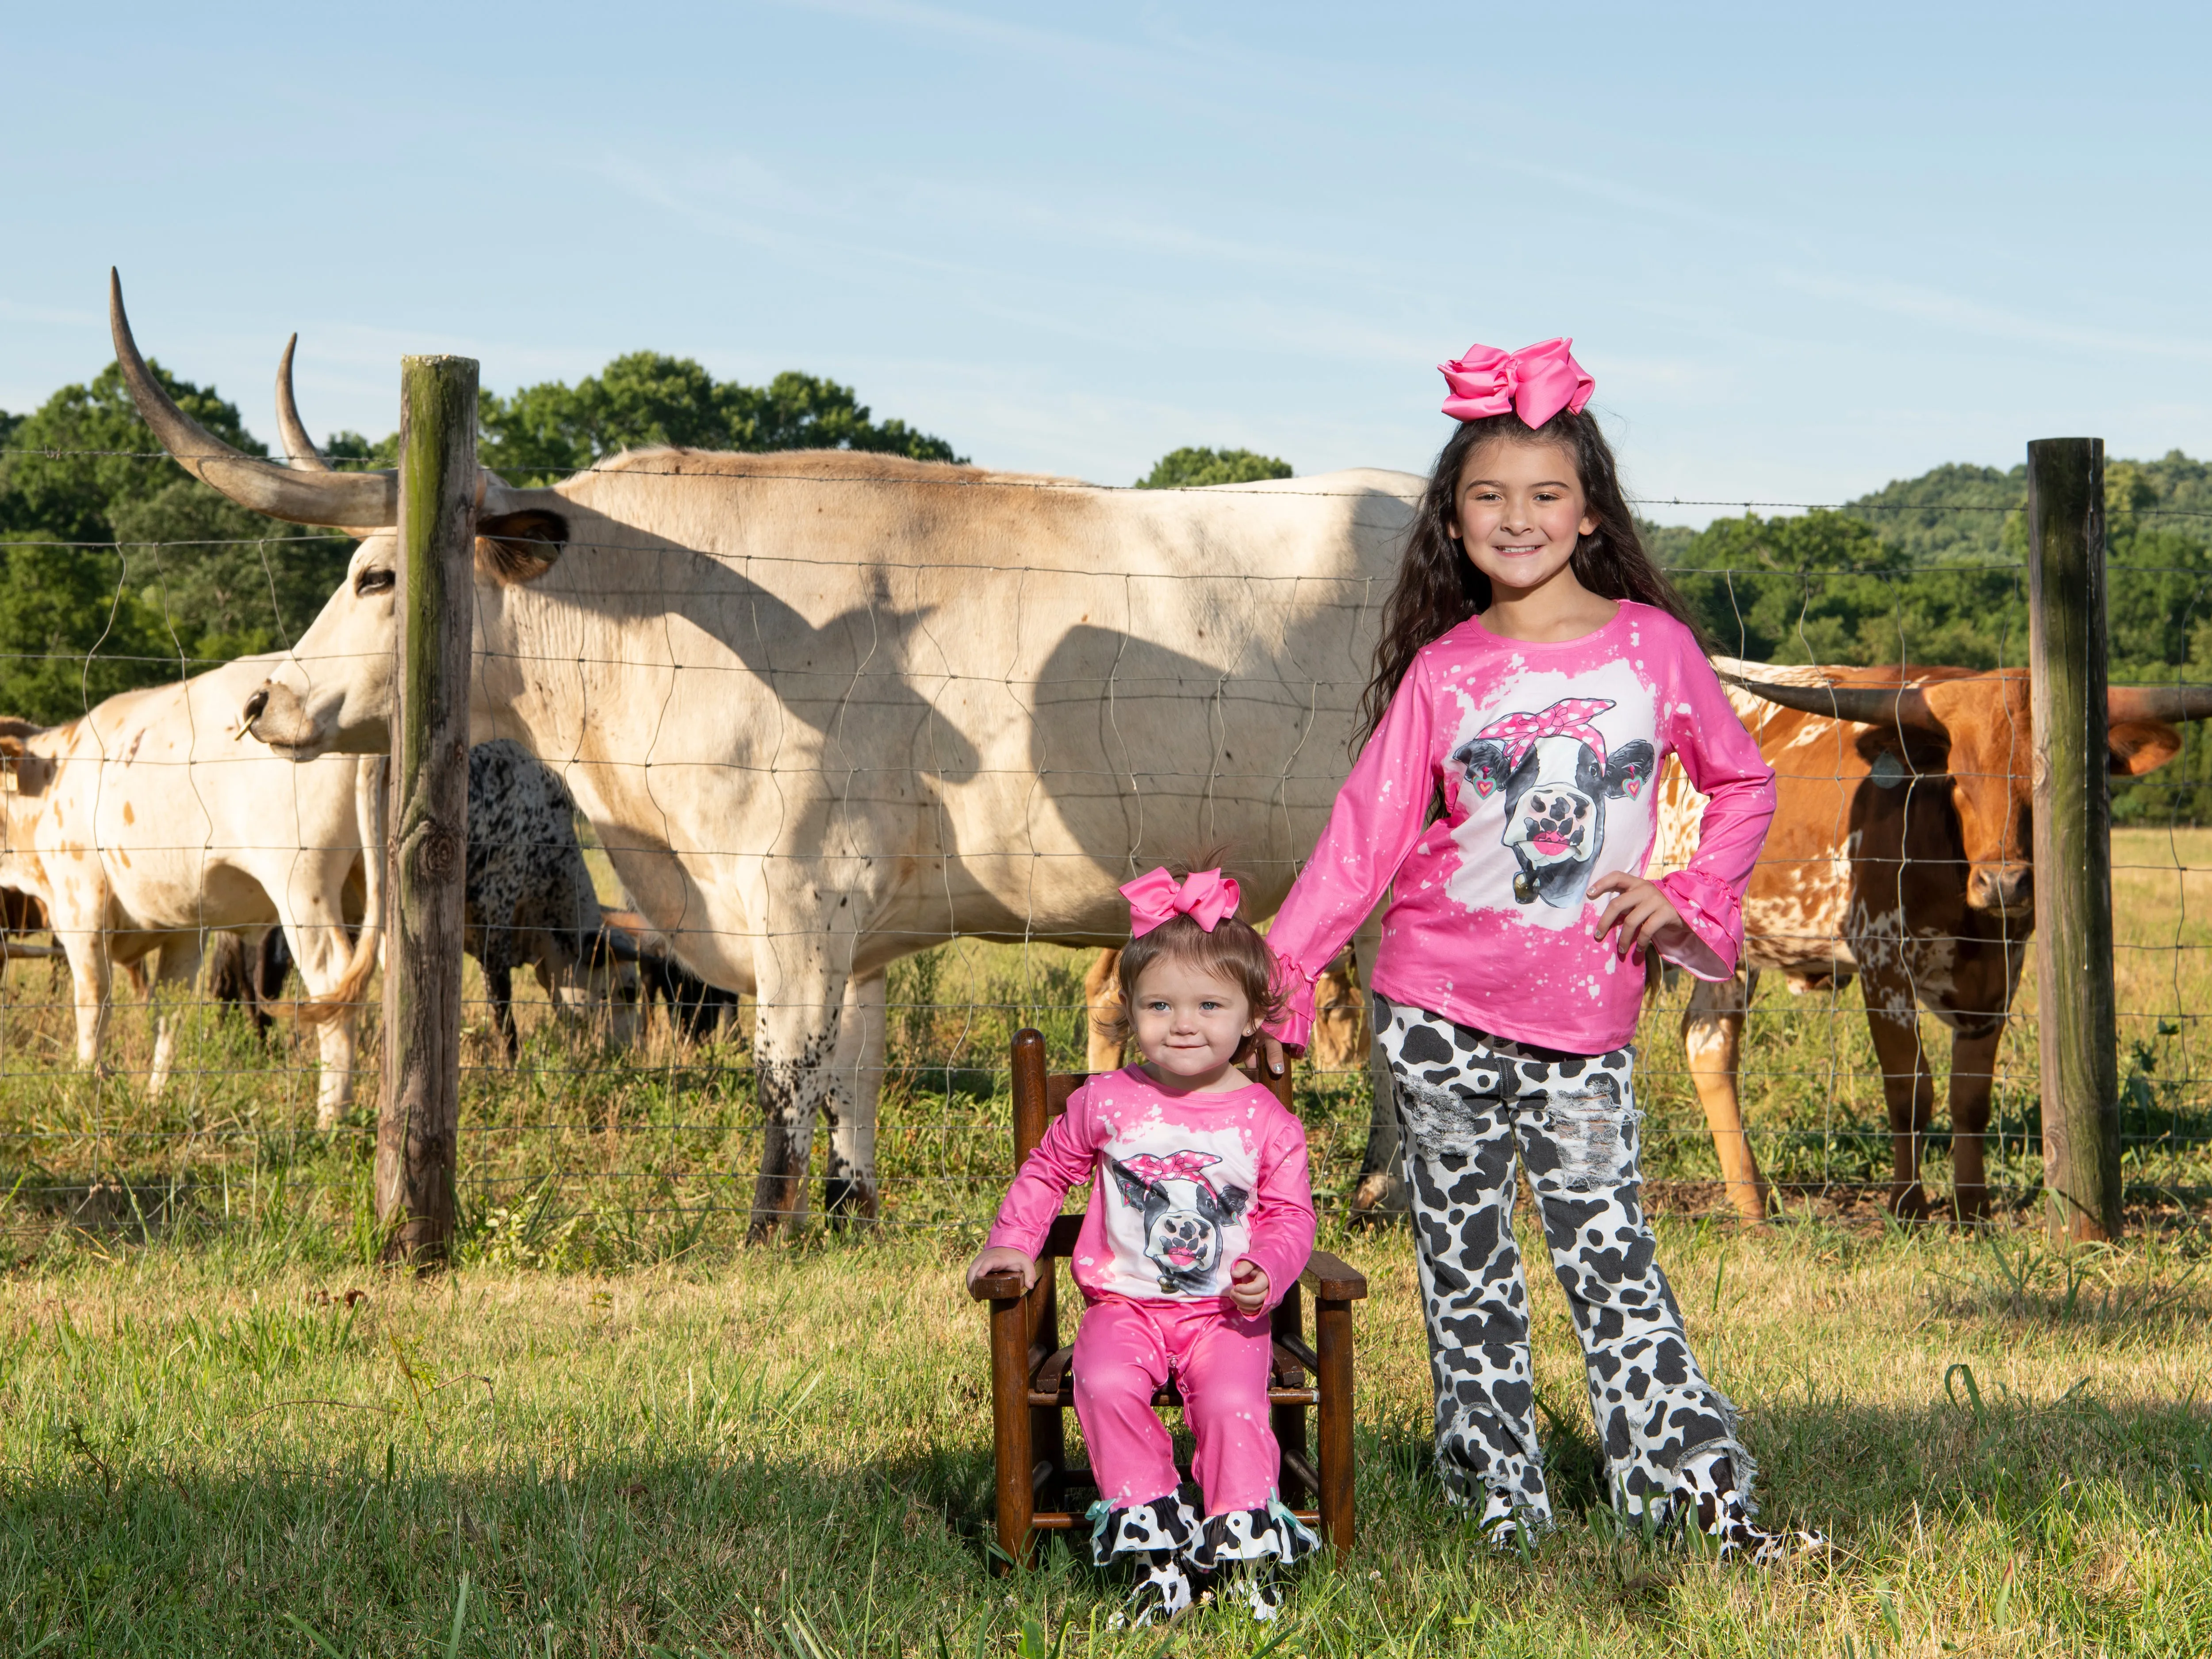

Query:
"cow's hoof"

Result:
[[1887, 1182, 1932, 1222], [823, 1176, 878, 1226], [1512, 874, 1536, 904], [1949, 1185, 1992, 1226], [1349, 1170, 1409, 1226]]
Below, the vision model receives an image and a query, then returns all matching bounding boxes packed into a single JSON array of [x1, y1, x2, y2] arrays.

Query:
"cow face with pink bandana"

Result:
[[1453, 696, 1656, 910], [1107, 1150, 1253, 1296]]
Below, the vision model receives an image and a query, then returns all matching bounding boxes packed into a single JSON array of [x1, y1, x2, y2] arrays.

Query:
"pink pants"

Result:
[[1073, 1294, 1279, 1517]]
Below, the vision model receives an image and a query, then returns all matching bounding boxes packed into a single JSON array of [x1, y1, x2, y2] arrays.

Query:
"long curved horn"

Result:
[[1721, 671, 1938, 732], [2108, 685, 2212, 724], [109, 269, 395, 527], [274, 333, 330, 472]]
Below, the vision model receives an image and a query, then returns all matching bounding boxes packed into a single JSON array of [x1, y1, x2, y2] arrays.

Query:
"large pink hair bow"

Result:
[[1120, 866, 1241, 937], [1438, 337, 1595, 427]]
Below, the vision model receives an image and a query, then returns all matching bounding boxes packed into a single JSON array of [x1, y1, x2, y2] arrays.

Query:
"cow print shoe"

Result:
[[1674, 1453, 1829, 1566], [1186, 1498, 1321, 1573], [1118, 1551, 1195, 1628], [1218, 1560, 1291, 1622], [1085, 1493, 1198, 1567]]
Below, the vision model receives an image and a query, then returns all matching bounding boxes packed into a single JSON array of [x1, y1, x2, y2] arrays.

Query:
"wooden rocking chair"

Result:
[[969, 1027, 1368, 1569]]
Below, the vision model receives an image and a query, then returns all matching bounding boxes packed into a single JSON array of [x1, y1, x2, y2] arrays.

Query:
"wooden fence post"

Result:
[[2026, 436, 2123, 1244], [376, 354, 477, 1265]]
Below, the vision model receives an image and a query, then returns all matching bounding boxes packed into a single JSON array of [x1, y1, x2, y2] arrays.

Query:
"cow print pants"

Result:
[[1376, 996, 1755, 1530]]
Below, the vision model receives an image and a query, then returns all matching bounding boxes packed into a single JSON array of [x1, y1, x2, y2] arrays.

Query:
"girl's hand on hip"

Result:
[[1228, 1259, 1270, 1316], [966, 1245, 1037, 1296], [1587, 872, 1722, 976]]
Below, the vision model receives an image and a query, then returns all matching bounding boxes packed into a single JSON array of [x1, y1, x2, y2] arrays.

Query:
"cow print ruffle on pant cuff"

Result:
[[1671, 1452, 1829, 1566], [1186, 1498, 1321, 1571], [1085, 1494, 1199, 1566]]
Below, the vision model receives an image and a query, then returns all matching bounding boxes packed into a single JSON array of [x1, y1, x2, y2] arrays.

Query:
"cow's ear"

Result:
[[1852, 724, 1948, 776], [1454, 738, 1509, 800], [1105, 1157, 1151, 1209], [1603, 739, 1657, 800], [2109, 719, 2183, 777], [475, 509, 567, 585]]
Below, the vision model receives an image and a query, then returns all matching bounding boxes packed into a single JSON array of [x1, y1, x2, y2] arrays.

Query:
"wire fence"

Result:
[[2, 444, 2209, 1262]]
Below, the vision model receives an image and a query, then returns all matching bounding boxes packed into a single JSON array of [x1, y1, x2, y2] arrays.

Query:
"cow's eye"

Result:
[[355, 567, 395, 596]]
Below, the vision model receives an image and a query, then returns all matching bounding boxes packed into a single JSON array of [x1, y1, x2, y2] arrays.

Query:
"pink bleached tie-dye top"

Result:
[[1265, 602, 1775, 1056], [985, 1067, 1315, 1311]]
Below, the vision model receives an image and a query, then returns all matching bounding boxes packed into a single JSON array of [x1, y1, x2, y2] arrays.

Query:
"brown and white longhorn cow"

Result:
[[1654, 658, 2212, 1223]]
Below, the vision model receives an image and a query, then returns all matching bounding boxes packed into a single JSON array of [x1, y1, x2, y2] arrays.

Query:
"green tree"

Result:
[[477, 352, 964, 485], [0, 365, 353, 716], [1135, 447, 1292, 489], [0, 533, 171, 724]]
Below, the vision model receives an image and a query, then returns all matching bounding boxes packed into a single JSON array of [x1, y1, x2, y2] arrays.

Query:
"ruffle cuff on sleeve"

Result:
[[1262, 961, 1319, 1053], [1654, 870, 1742, 982]]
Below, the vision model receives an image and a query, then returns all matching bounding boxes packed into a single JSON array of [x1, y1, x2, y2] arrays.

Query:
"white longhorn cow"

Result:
[[107, 275, 1412, 1233], [0, 651, 382, 1125]]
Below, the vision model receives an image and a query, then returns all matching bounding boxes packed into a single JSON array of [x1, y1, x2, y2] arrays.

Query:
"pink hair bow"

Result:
[[1472, 696, 1616, 772], [1438, 337, 1595, 427], [1120, 866, 1241, 937]]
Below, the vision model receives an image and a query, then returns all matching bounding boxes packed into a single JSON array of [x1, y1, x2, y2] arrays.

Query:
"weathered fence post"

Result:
[[376, 355, 477, 1265], [2026, 437, 2122, 1244]]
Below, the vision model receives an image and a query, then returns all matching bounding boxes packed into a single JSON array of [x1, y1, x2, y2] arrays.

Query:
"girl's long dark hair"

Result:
[[1356, 410, 1711, 749]]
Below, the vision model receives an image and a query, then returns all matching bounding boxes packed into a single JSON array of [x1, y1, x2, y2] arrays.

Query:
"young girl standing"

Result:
[[967, 868, 1319, 1624], [1264, 339, 1821, 1561]]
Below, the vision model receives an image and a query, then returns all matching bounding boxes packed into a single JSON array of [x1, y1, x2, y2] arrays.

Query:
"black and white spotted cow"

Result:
[[466, 740, 637, 1060], [1452, 697, 1656, 910]]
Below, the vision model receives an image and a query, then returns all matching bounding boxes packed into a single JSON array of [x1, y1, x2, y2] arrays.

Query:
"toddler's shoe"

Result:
[[1119, 1551, 1193, 1627]]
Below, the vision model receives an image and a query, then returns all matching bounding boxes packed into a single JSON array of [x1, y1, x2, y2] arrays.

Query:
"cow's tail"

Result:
[[295, 755, 387, 1028]]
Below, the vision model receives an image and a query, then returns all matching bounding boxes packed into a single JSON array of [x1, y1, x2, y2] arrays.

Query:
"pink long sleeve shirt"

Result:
[[985, 1068, 1315, 1312], [1265, 602, 1776, 1056]]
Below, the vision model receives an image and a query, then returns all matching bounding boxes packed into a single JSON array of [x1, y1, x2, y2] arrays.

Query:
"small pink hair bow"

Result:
[[1120, 866, 1241, 937], [1438, 337, 1595, 427]]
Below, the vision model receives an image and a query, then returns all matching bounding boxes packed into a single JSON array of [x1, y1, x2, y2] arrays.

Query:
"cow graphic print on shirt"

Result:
[[1108, 1151, 1251, 1296], [1452, 696, 1657, 910]]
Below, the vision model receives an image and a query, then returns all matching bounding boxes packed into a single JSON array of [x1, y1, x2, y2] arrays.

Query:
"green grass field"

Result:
[[2, 830, 2209, 1653]]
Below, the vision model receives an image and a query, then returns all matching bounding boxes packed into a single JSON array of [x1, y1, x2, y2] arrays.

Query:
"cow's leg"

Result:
[[1682, 970, 1769, 1225], [822, 968, 886, 1223], [1083, 948, 1124, 1073], [1861, 969, 1936, 1219], [1345, 920, 1411, 1221], [748, 930, 850, 1241], [58, 924, 111, 1076], [279, 889, 361, 1132], [1309, 949, 1368, 1074], [145, 935, 202, 1103], [1945, 1023, 2003, 1224]]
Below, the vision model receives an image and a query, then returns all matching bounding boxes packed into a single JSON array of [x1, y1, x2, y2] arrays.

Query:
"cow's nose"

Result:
[[242, 687, 268, 728], [1970, 863, 2033, 914]]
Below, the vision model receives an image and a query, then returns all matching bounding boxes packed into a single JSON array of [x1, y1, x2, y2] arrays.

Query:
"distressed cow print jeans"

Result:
[[1376, 996, 1754, 1529]]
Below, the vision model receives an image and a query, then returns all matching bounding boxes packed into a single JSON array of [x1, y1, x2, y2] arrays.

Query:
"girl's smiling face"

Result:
[[1128, 956, 1257, 1085], [1448, 437, 1598, 599]]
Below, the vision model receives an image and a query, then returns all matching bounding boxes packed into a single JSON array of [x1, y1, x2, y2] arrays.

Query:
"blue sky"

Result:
[[5, 1, 2208, 524]]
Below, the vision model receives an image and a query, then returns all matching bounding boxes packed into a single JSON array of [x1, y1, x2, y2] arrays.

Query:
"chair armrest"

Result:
[[1300, 1250, 1368, 1301], [970, 1270, 1030, 1301]]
